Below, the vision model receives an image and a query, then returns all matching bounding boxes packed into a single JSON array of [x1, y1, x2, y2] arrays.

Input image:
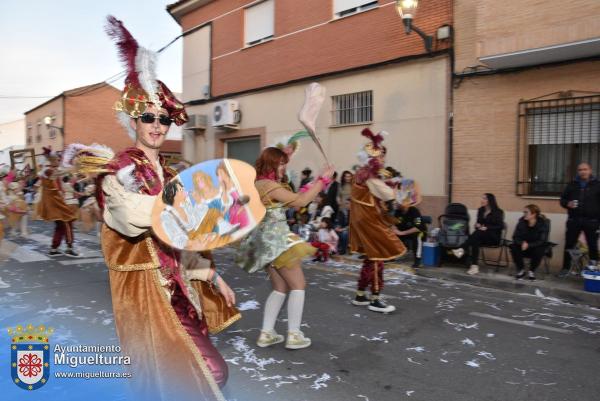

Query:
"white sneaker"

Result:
[[452, 248, 465, 259], [467, 264, 479, 275], [256, 330, 284, 348], [587, 260, 598, 271], [285, 331, 311, 350]]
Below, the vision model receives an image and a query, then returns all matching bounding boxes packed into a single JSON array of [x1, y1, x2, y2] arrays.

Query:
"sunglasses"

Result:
[[139, 112, 173, 126]]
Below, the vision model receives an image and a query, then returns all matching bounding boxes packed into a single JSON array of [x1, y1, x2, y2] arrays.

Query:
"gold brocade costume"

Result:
[[96, 148, 238, 401], [36, 177, 77, 222], [349, 181, 406, 260]]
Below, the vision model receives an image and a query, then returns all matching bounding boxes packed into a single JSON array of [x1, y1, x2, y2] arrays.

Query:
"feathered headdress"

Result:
[[105, 15, 188, 140], [271, 130, 311, 157], [361, 128, 386, 157], [42, 146, 60, 161], [355, 128, 389, 182]]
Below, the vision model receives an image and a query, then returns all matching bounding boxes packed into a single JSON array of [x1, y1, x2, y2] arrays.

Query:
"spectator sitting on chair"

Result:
[[394, 202, 427, 268], [557, 162, 600, 277], [510, 204, 549, 281], [334, 198, 351, 255], [452, 193, 504, 275]]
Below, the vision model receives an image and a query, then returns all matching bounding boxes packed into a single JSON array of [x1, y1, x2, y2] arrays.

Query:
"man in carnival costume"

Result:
[[36, 147, 80, 257], [68, 16, 238, 401], [350, 128, 406, 313]]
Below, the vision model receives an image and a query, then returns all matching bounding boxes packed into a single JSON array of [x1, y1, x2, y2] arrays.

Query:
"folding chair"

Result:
[[480, 223, 510, 270]]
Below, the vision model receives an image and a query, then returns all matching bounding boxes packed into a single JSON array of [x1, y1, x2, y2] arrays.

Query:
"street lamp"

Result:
[[43, 115, 64, 138], [395, 0, 433, 53]]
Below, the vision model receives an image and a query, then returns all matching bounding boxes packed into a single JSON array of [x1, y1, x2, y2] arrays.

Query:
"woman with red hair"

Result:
[[237, 146, 334, 350]]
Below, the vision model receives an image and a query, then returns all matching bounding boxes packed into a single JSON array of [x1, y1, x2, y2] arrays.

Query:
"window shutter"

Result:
[[527, 104, 600, 145], [245, 0, 274, 45]]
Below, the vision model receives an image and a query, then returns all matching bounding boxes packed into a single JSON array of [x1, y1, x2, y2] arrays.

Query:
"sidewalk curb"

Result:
[[415, 268, 600, 308]]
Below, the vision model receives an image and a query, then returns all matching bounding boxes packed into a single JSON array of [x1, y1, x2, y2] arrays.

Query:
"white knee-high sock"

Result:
[[261, 290, 286, 333], [287, 290, 305, 333]]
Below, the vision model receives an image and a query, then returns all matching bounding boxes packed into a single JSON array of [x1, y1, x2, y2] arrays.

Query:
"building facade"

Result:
[[453, 0, 600, 268], [24, 83, 134, 156], [169, 0, 453, 218]]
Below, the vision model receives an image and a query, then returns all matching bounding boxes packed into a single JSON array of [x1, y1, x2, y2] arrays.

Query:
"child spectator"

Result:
[[334, 198, 351, 255], [311, 217, 339, 262]]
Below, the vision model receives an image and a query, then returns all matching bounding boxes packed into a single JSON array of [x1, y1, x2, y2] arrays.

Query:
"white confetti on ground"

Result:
[[461, 338, 475, 346], [444, 318, 479, 331], [37, 306, 75, 316], [101, 318, 113, 326], [310, 373, 331, 390], [238, 300, 260, 311], [486, 333, 495, 338], [514, 368, 527, 376], [439, 358, 449, 363], [528, 336, 550, 340], [406, 391, 415, 396], [227, 336, 284, 371], [357, 395, 370, 401], [536, 350, 548, 355], [407, 357, 422, 365], [329, 353, 339, 360], [465, 360, 480, 368], [406, 346, 426, 352], [477, 351, 496, 360]]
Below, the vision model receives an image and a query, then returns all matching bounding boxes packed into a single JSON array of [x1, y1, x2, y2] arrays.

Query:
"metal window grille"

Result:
[[331, 91, 373, 126], [517, 94, 600, 196]]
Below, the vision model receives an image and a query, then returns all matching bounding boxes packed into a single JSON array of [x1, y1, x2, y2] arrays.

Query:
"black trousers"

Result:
[[510, 243, 545, 272], [400, 233, 422, 261], [562, 218, 600, 270], [463, 230, 500, 265]]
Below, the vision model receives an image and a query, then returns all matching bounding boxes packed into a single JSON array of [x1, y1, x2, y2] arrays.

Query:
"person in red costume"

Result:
[[350, 128, 406, 313], [36, 147, 79, 257], [68, 16, 237, 401]]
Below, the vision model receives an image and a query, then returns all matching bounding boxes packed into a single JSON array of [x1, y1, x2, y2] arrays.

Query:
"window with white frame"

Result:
[[334, 0, 378, 18], [244, 0, 274, 46], [331, 91, 373, 126]]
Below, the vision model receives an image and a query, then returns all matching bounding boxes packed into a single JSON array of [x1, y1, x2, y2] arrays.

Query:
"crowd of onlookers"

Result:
[[286, 162, 600, 282]]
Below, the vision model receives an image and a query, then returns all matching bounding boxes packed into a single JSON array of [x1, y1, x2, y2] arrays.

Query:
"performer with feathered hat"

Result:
[[236, 136, 334, 350], [350, 128, 406, 313], [63, 16, 238, 401], [36, 147, 79, 256]]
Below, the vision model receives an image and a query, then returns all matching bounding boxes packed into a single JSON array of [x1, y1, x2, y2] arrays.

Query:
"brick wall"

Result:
[[178, 0, 452, 97], [453, 60, 600, 215], [64, 84, 133, 152], [455, 0, 600, 71]]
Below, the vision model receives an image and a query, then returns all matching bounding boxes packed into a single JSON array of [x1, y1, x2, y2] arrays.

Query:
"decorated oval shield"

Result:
[[151, 158, 265, 251]]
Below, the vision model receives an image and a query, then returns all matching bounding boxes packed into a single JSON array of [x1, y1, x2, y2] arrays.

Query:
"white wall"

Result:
[[0, 119, 26, 165], [186, 56, 449, 198]]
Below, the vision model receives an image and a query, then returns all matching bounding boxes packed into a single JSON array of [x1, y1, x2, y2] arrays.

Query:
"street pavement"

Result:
[[1, 221, 599, 401]]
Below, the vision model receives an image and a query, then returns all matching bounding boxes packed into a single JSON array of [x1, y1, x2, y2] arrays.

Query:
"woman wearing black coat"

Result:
[[510, 204, 549, 281], [452, 193, 504, 275]]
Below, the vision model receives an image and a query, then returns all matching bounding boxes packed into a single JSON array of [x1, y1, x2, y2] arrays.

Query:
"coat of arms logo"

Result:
[[8, 324, 53, 390]]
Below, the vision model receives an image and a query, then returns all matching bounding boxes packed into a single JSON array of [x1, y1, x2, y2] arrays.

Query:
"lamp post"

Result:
[[395, 0, 433, 53], [43, 116, 64, 134]]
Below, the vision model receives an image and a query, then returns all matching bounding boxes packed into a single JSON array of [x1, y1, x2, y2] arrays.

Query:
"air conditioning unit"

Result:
[[212, 100, 241, 128], [184, 114, 208, 130]]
